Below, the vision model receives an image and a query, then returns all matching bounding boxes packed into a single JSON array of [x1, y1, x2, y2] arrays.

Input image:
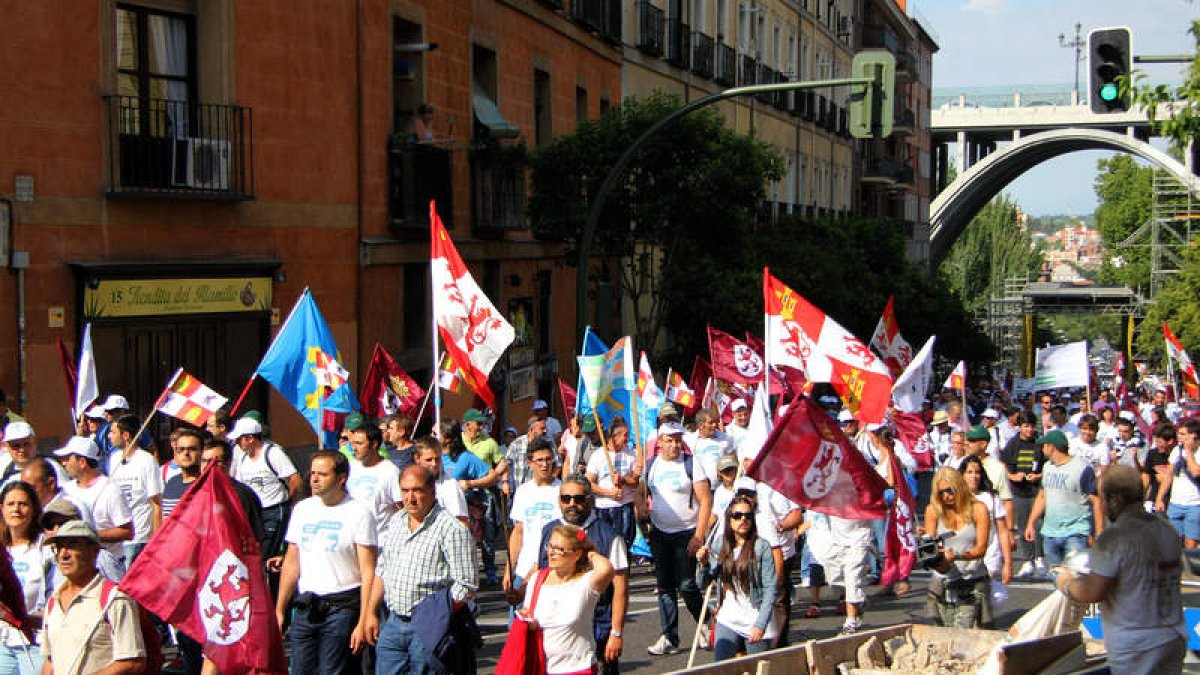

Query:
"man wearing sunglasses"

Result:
[[533, 475, 628, 675], [503, 440, 562, 610]]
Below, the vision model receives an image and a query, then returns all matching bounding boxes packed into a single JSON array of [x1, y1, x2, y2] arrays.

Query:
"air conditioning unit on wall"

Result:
[[173, 138, 230, 190]]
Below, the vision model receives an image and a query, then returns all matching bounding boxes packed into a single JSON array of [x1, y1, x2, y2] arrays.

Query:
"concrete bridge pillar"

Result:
[[957, 130, 967, 175]]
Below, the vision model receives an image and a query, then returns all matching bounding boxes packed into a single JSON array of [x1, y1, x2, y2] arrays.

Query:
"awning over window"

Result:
[[472, 82, 520, 140]]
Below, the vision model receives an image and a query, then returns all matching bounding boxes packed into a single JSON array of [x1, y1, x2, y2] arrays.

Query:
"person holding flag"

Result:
[[585, 418, 641, 550]]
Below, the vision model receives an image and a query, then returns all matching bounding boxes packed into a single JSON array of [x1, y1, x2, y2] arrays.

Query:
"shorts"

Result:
[[1167, 503, 1200, 541], [824, 545, 870, 604]]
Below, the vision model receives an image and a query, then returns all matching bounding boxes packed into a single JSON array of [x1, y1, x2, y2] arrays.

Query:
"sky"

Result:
[[918, 0, 1198, 216]]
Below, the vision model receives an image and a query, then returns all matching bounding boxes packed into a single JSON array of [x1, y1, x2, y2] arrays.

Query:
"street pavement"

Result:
[[471, 561, 1092, 674]]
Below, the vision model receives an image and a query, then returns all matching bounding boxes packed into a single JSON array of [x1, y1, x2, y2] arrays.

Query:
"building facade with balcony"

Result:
[[0, 0, 619, 448], [854, 0, 938, 258]]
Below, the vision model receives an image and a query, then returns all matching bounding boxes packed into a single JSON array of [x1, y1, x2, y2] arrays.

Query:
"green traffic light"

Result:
[[1099, 82, 1119, 102]]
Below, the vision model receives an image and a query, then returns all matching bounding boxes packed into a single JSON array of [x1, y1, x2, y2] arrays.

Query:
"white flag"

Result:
[[737, 384, 773, 464], [1034, 341, 1089, 390], [75, 323, 99, 416], [891, 336, 936, 413]]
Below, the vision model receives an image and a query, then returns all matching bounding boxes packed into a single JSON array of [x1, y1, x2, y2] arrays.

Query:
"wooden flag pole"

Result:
[[413, 367, 440, 429], [129, 368, 183, 452]]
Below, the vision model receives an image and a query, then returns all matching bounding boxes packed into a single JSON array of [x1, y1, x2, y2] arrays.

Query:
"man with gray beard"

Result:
[[534, 474, 628, 675]]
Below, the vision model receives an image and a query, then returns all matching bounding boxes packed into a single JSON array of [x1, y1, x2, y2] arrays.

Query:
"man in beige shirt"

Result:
[[41, 520, 145, 675]]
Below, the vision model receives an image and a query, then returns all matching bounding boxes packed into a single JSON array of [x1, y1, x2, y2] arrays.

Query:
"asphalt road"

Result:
[[471, 562, 1085, 674]]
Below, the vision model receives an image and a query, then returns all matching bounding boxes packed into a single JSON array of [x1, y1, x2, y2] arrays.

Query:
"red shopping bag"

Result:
[[494, 568, 552, 675]]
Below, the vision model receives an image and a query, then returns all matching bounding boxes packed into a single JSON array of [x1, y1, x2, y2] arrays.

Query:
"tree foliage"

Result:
[[1128, 19, 1200, 148], [1093, 154, 1154, 291], [1141, 245, 1200, 357], [940, 194, 1044, 315]]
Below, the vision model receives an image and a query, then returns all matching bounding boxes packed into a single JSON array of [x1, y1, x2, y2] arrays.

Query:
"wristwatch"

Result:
[[610, 630, 623, 638]]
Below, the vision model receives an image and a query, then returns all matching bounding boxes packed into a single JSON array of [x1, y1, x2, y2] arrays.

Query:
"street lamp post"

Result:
[[1059, 22, 1085, 103], [573, 76, 876, 346]]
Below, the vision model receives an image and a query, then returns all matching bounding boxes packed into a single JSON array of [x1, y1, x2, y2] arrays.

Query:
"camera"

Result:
[[916, 532, 956, 575]]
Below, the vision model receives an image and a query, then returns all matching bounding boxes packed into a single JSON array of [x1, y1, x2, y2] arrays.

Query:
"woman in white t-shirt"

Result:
[[521, 524, 614, 675], [695, 496, 777, 660], [0, 482, 50, 675]]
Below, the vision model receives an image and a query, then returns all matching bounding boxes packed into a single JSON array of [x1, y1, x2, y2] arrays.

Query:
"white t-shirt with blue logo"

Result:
[[648, 455, 700, 534], [510, 480, 562, 577], [685, 431, 735, 486], [285, 494, 377, 595], [586, 447, 638, 509], [347, 458, 401, 531]]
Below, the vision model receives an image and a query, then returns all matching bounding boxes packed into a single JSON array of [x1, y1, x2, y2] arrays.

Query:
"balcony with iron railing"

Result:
[[665, 19, 691, 68], [691, 31, 714, 79], [755, 64, 774, 103], [738, 54, 757, 86], [893, 106, 916, 135], [471, 145, 527, 233], [105, 96, 253, 199], [862, 23, 900, 53], [636, 1, 664, 56], [714, 42, 736, 86], [388, 140, 453, 232], [861, 156, 902, 185], [571, 0, 621, 42]]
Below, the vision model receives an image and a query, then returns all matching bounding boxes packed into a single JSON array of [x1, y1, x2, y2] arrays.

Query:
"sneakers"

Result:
[[805, 604, 822, 618], [1034, 557, 1049, 579], [698, 624, 712, 650], [647, 634, 679, 655], [840, 618, 862, 635], [1015, 561, 1035, 579]]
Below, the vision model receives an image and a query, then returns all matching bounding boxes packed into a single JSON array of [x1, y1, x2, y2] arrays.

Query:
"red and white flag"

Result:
[[637, 352, 663, 408], [1164, 323, 1199, 390], [431, 201, 515, 408], [708, 326, 765, 385], [879, 448, 918, 586], [664, 369, 696, 408], [1113, 353, 1128, 403], [747, 398, 889, 519], [688, 357, 713, 417], [359, 343, 425, 418], [869, 296, 914, 378], [121, 466, 286, 675], [763, 269, 893, 423], [943, 360, 965, 391], [310, 348, 350, 395], [557, 378, 577, 420], [157, 369, 228, 427]]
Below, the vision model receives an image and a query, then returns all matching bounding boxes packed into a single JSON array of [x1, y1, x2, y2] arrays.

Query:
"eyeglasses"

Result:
[[339, 436, 350, 443], [560, 494, 588, 504], [938, 487, 955, 497], [530, 456, 554, 464], [547, 544, 579, 556], [729, 511, 754, 521]]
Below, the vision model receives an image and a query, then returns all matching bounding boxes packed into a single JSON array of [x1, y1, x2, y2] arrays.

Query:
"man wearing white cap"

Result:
[[107, 415, 163, 566], [0, 422, 69, 487], [981, 408, 1003, 457], [229, 416, 301, 563], [58, 436, 134, 573], [94, 394, 156, 472], [531, 399, 562, 445], [725, 399, 751, 446], [686, 410, 736, 490]]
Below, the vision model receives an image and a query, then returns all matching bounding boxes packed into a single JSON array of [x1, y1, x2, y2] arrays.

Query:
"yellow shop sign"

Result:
[[84, 278, 272, 318]]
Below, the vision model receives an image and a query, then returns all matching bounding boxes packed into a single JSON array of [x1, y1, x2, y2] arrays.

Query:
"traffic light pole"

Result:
[[573, 76, 874, 346]]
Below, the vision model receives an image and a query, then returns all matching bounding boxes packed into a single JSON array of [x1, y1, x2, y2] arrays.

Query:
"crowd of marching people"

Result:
[[0, 376, 1194, 674]]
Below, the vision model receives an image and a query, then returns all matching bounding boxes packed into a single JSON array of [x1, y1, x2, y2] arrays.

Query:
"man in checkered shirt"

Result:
[[366, 464, 478, 674]]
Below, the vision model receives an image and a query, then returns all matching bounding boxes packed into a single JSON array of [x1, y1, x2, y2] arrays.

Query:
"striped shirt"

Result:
[[377, 504, 477, 616]]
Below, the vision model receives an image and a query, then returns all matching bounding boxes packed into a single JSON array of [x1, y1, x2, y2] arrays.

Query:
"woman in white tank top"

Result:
[[923, 467, 991, 628]]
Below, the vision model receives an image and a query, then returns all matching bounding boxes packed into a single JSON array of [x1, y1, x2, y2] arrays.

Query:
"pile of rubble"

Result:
[[840, 628, 1003, 675]]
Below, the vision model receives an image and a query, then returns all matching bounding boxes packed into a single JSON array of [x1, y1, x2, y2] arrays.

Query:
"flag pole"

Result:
[[959, 362, 970, 431], [232, 288, 310, 418], [228, 374, 257, 417], [130, 368, 183, 451], [762, 268, 772, 412], [413, 367, 439, 429]]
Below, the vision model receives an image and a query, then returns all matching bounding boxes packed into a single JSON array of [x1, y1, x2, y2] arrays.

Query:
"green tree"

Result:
[[940, 193, 1044, 314], [1093, 154, 1154, 290], [527, 92, 784, 352], [1128, 19, 1200, 148], [1141, 245, 1200, 357]]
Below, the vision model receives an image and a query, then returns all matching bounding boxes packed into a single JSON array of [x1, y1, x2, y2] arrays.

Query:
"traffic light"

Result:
[[1088, 26, 1132, 113], [849, 50, 895, 139]]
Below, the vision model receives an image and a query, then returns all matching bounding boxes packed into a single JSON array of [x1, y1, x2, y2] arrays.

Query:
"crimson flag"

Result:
[[557, 377, 577, 420], [879, 448, 918, 587], [746, 398, 889, 519], [892, 410, 934, 471], [120, 467, 286, 675], [686, 356, 713, 417], [0, 550, 29, 642], [708, 326, 765, 385], [360, 343, 426, 418], [56, 337, 78, 414]]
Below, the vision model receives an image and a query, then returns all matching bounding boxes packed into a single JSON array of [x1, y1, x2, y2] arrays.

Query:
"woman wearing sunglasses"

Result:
[[923, 467, 991, 628], [695, 496, 777, 661]]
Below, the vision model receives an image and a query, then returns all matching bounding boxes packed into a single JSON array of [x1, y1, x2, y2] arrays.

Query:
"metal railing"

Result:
[[738, 54, 757, 86], [714, 43, 736, 85], [665, 19, 691, 68], [105, 95, 253, 198], [388, 141, 454, 231], [691, 31, 714, 78], [471, 148, 527, 232], [755, 64, 774, 103], [636, 1, 664, 56], [570, 0, 604, 33]]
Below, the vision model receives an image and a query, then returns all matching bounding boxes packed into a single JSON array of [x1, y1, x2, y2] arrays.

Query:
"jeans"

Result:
[[1011, 496, 1043, 562], [376, 615, 442, 675], [289, 599, 360, 675], [712, 622, 771, 662], [648, 527, 702, 646], [596, 504, 637, 549], [122, 541, 147, 567], [0, 644, 44, 675], [1041, 533, 1088, 567], [176, 631, 204, 675], [774, 555, 795, 648], [870, 518, 887, 576]]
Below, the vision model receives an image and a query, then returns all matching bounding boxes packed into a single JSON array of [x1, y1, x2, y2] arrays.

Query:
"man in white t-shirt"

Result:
[[1161, 417, 1200, 548], [645, 423, 712, 656], [532, 399, 563, 447], [724, 399, 751, 446], [585, 420, 640, 548], [106, 414, 163, 566], [347, 424, 401, 532], [57, 435, 134, 570], [229, 416, 301, 561], [0, 422, 68, 487], [412, 436, 469, 524], [276, 450, 377, 674], [686, 410, 736, 487], [20, 456, 94, 528], [1069, 414, 1110, 476], [504, 440, 562, 605]]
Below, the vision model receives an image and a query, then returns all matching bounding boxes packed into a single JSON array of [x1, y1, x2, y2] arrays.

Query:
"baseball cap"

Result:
[[504, 426, 518, 436], [931, 410, 950, 425], [532, 399, 549, 411], [717, 454, 739, 474], [981, 408, 1000, 419], [837, 410, 855, 424], [965, 425, 991, 442], [1035, 429, 1069, 451], [1117, 410, 1136, 422], [343, 412, 367, 432], [53, 436, 100, 461], [581, 416, 597, 432], [100, 394, 129, 411], [730, 399, 749, 412], [83, 405, 107, 420], [462, 409, 487, 424], [2, 422, 34, 443], [733, 477, 758, 494], [41, 499, 82, 526], [658, 422, 686, 437], [228, 417, 264, 441], [45, 520, 99, 545], [658, 402, 680, 418]]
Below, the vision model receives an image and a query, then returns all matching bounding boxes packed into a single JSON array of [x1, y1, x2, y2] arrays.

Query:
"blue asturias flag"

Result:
[[255, 289, 359, 443], [576, 327, 609, 417]]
